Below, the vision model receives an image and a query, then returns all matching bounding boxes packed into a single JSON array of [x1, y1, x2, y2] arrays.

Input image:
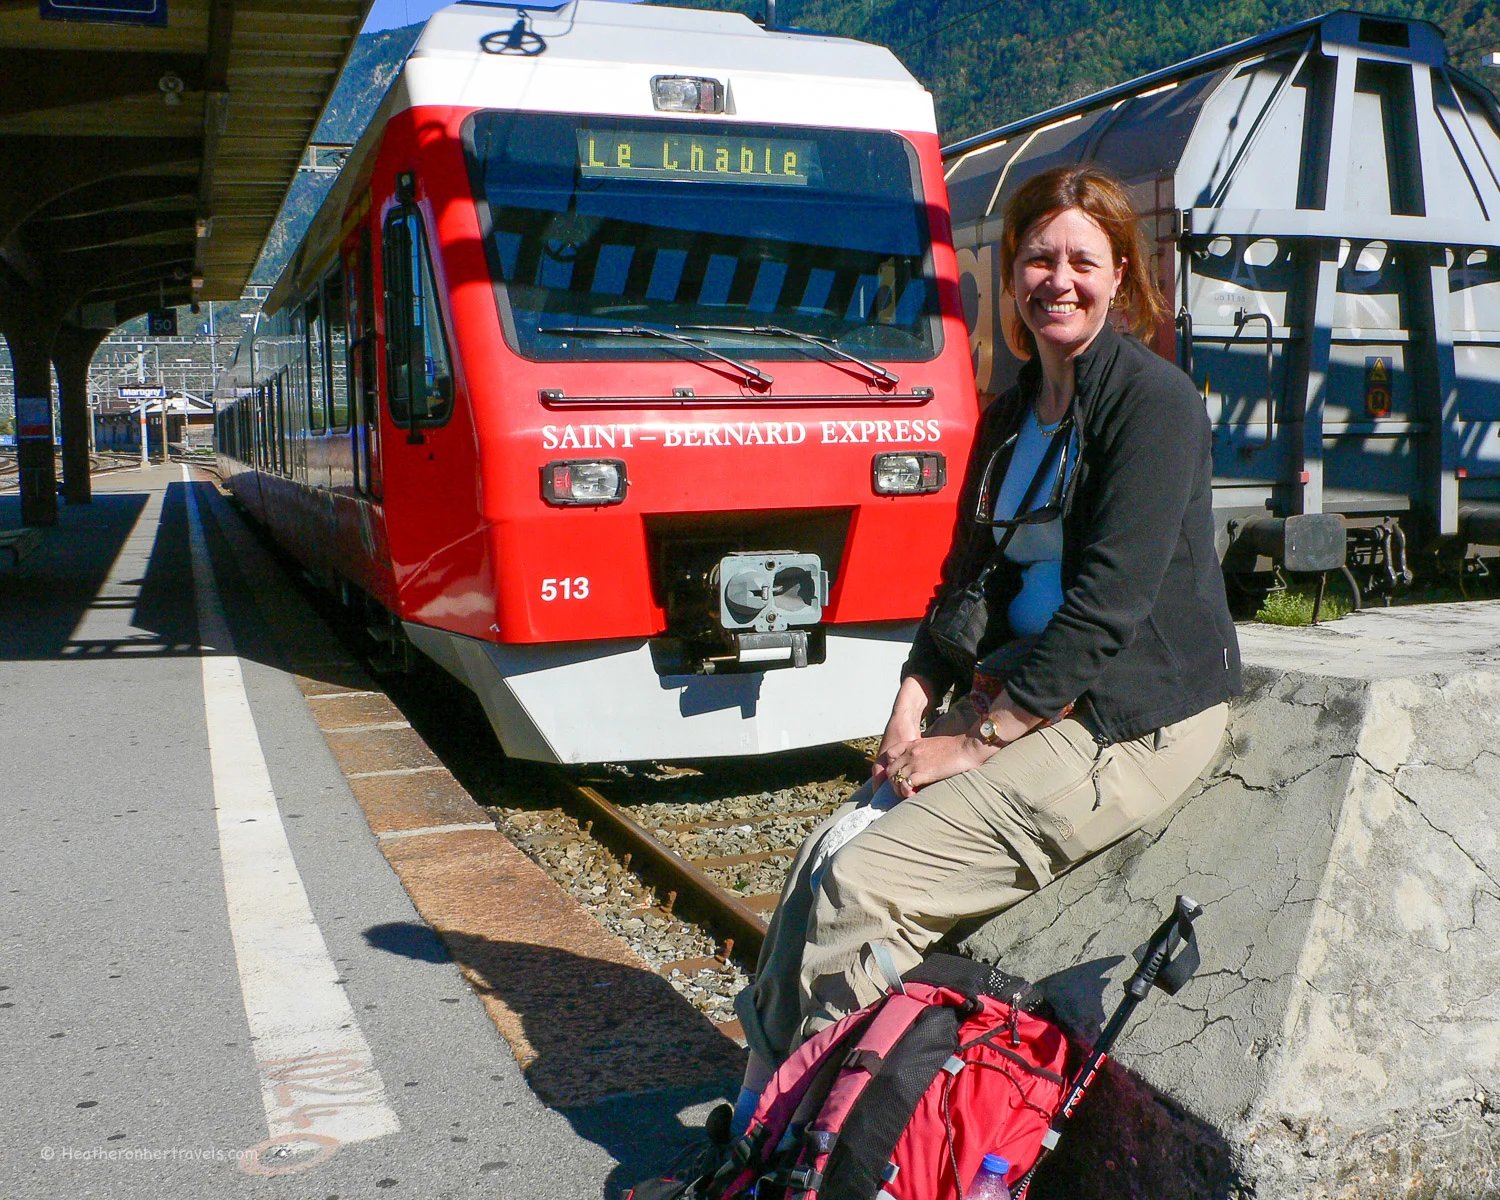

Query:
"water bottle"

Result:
[[965, 1153, 1013, 1200]]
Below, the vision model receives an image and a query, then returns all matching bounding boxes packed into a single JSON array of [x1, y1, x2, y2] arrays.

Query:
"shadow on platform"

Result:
[[3, 490, 153, 659], [0, 480, 369, 699], [364, 919, 740, 1198]]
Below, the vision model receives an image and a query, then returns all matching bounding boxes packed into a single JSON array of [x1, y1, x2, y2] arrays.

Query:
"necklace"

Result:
[[1031, 404, 1065, 438]]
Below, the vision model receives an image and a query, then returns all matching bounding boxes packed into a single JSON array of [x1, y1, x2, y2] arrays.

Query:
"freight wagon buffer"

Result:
[[216, 1, 976, 763], [945, 11, 1500, 597]]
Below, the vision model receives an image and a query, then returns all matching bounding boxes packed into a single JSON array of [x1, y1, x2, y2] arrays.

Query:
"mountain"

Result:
[[669, 0, 1500, 144], [248, 1, 1500, 284], [251, 23, 423, 284]]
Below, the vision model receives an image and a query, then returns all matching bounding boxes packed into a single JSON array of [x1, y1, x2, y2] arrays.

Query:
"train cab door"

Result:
[[380, 194, 467, 616], [347, 227, 382, 500]]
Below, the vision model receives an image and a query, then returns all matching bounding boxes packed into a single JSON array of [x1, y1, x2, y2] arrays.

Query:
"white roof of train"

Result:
[[262, 0, 932, 313], [399, 0, 935, 133]]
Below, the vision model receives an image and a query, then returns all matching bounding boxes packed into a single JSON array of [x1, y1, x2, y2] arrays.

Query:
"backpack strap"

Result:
[[817, 1003, 965, 1200], [814, 993, 933, 1124], [866, 944, 908, 996], [705, 1006, 877, 1198]]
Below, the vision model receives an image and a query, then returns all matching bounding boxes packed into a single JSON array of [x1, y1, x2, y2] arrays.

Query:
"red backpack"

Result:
[[630, 897, 1204, 1200], [632, 954, 1069, 1200]]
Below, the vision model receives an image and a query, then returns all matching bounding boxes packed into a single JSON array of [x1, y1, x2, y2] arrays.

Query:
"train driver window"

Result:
[[383, 205, 454, 435]]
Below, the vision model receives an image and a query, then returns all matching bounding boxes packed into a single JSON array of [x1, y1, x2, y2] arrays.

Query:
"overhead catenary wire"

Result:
[[894, 0, 1014, 50]]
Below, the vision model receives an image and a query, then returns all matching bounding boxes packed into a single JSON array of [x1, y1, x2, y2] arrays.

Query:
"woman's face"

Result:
[[1011, 207, 1125, 360]]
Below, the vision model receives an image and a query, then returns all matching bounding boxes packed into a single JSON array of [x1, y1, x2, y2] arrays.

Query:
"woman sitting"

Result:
[[730, 163, 1241, 1129]]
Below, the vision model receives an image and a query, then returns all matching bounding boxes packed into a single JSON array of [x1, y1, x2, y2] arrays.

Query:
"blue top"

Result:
[[991, 408, 1077, 636], [981, 1153, 1011, 1175]]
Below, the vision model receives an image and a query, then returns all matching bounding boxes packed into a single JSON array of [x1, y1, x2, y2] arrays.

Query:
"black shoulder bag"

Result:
[[926, 413, 1074, 676]]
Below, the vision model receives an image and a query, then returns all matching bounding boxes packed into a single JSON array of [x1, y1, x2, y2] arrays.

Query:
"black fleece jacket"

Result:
[[903, 322, 1241, 743]]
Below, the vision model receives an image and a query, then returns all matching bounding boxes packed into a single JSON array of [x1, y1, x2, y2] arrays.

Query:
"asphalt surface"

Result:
[[0, 465, 724, 1199]]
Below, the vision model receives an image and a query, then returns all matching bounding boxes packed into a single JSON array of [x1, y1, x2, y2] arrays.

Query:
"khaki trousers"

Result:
[[735, 703, 1227, 1066]]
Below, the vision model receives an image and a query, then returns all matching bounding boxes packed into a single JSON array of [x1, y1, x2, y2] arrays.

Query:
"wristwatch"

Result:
[[977, 717, 1006, 747]]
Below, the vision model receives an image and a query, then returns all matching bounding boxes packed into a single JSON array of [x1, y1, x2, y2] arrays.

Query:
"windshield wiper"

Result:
[[538, 324, 772, 388], [679, 324, 899, 387]]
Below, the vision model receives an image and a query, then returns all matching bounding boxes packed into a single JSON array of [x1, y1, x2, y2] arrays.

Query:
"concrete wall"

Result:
[[962, 603, 1500, 1199]]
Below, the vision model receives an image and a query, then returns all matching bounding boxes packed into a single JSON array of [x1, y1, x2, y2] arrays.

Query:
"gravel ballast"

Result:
[[488, 747, 869, 1023]]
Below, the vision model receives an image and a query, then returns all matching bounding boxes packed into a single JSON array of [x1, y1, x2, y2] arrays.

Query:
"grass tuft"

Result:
[[1255, 586, 1351, 627]]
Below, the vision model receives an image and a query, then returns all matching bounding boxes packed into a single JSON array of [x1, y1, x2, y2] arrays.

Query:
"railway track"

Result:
[[486, 748, 870, 1030], [0, 449, 151, 492]]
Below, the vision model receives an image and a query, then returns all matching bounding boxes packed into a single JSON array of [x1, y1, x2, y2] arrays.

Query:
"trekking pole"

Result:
[[1012, 895, 1204, 1200]]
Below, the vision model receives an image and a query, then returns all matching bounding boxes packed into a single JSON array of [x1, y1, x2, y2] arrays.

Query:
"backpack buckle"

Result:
[[731, 1126, 767, 1168]]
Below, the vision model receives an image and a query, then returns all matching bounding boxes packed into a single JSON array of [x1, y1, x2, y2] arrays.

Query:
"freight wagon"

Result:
[[944, 10, 1500, 600]]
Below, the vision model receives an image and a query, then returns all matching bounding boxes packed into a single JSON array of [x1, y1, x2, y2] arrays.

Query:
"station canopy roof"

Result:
[[0, 0, 372, 326]]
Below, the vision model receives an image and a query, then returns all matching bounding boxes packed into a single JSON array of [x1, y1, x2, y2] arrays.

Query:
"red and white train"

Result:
[[216, 0, 978, 763]]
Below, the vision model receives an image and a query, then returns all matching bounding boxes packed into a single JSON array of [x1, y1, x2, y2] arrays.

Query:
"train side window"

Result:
[[257, 385, 268, 469], [324, 270, 351, 431], [265, 382, 277, 473], [383, 206, 454, 432], [277, 372, 290, 475], [349, 226, 382, 498], [306, 294, 327, 433], [288, 307, 307, 435]]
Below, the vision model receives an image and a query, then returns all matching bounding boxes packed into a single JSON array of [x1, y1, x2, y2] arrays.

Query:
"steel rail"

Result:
[[549, 770, 770, 962]]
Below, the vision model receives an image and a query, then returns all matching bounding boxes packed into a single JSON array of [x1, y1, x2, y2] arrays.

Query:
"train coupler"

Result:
[[1347, 517, 1412, 605]]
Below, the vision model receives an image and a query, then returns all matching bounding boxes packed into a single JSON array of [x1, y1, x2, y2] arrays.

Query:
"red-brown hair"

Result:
[[999, 164, 1169, 359]]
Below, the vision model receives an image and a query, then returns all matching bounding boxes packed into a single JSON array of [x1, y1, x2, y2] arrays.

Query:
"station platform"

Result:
[[0, 465, 738, 1198]]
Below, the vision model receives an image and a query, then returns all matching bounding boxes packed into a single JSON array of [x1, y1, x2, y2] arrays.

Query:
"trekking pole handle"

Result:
[[1127, 894, 1202, 999], [1011, 897, 1204, 1200]]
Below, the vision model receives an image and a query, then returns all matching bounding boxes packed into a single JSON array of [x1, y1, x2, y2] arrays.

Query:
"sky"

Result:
[[362, 0, 639, 34]]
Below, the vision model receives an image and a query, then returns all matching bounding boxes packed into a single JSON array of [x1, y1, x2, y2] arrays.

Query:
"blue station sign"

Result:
[[40, 0, 167, 26]]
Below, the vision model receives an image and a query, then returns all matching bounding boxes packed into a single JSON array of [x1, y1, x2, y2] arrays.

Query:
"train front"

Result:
[[402, 2, 976, 762]]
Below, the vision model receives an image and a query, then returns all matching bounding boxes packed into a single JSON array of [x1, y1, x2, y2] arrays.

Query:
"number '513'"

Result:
[[541, 577, 590, 601]]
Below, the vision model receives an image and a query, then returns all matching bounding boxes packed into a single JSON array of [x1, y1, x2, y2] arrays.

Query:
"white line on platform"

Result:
[[376, 822, 494, 842], [182, 468, 399, 1173]]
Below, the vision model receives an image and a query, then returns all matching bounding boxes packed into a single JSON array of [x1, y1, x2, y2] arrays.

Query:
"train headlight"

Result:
[[873, 452, 945, 495], [717, 552, 828, 632], [651, 75, 725, 113], [542, 459, 627, 506]]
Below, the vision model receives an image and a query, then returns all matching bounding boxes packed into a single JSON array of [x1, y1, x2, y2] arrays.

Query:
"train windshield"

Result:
[[464, 112, 939, 364]]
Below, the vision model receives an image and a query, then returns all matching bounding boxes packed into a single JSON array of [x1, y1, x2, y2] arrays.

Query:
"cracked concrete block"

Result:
[[960, 604, 1500, 1199]]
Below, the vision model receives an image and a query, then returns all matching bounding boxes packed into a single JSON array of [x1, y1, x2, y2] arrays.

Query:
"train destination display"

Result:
[[576, 130, 821, 186]]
